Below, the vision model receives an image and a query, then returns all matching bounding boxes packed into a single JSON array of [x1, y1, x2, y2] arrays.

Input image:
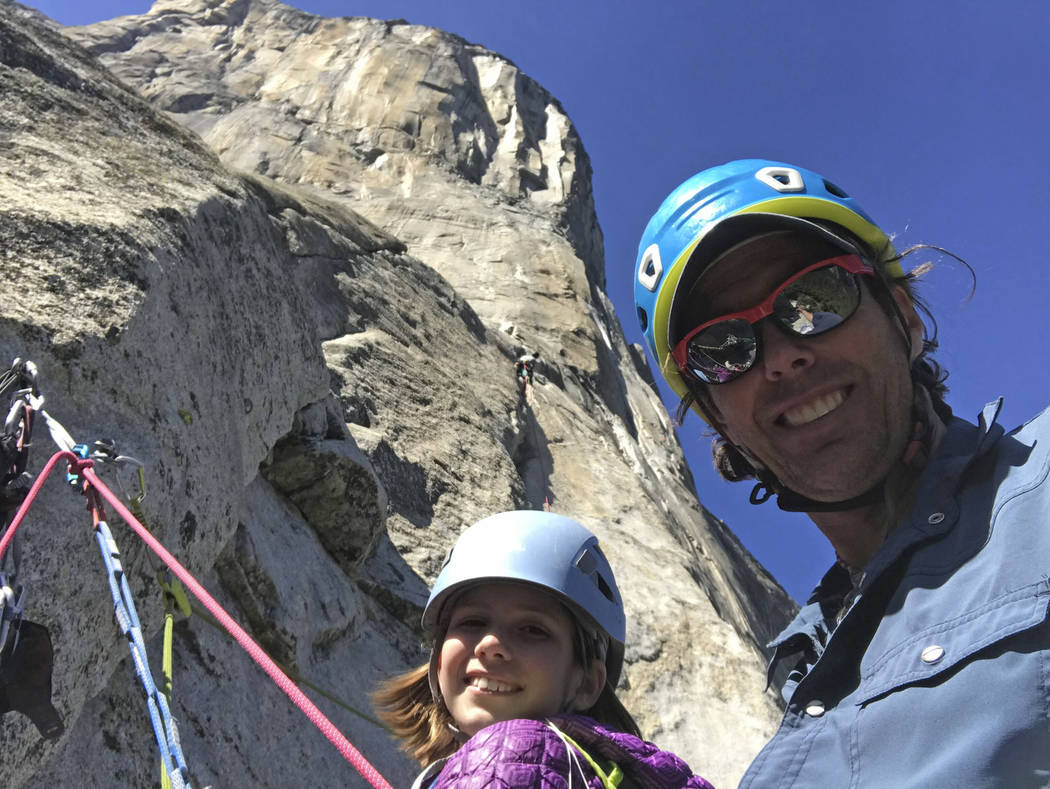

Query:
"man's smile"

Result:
[[778, 387, 849, 427]]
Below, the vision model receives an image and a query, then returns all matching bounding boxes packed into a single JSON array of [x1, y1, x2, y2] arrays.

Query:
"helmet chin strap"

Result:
[[747, 380, 935, 513], [690, 394, 894, 513], [749, 473, 884, 513]]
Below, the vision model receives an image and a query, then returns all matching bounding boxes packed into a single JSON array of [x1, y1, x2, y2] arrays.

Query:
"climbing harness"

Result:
[[0, 360, 394, 789]]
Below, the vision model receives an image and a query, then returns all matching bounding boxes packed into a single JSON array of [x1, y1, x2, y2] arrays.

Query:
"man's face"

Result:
[[690, 232, 923, 503]]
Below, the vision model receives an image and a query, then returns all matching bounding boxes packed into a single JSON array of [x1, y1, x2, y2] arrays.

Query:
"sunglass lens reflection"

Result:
[[776, 267, 859, 336], [687, 318, 757, 383]]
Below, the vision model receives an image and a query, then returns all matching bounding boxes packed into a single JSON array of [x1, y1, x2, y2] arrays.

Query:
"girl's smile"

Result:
[[465, 675, 520, 693], [437, 582, 602, 736]]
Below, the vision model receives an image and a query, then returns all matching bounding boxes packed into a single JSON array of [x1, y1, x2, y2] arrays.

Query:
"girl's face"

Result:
[[437, 582, 605, 737]]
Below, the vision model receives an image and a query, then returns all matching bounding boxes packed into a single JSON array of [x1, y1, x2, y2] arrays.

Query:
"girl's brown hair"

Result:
[[372, 664, 459, 766]]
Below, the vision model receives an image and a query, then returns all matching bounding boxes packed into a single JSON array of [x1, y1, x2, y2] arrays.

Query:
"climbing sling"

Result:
[[547, 720, 625, 789]]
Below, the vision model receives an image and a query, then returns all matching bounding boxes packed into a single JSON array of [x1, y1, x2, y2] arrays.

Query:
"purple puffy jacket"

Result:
[[428, 715, 714, 789]]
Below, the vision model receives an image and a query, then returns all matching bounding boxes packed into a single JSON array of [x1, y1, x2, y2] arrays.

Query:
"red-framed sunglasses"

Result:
[[672, 254, 874, 384]]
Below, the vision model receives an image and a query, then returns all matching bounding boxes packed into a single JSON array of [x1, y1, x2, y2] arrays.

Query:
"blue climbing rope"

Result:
[[73, 445, 190, 789]]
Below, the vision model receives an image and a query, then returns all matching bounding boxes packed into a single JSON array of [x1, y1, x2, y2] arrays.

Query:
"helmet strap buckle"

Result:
[[748, 481, 775, 506]]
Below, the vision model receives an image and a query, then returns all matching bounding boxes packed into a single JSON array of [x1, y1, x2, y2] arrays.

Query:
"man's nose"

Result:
[[760, 320, 816, 381]]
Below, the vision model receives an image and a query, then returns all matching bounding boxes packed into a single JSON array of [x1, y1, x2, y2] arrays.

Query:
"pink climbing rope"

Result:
[[0, 450, 393, 789], [0, 448, 70, 561]]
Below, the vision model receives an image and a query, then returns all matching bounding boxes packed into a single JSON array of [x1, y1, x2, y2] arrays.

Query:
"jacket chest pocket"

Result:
[[848, 580, 1050, 787], [857, 579, 1049, 702]]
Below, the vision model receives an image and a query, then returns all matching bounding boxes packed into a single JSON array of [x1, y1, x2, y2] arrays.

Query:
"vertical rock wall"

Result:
[[0, 2, 796, 787]]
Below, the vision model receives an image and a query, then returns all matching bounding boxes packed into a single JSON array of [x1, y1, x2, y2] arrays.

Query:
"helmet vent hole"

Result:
[[576, 551, 597, 575], [637, 306, 648, 331], [755, 166, 804, 193], [575, 548, 615, 602], [637, 243, 662, 292], [823, 179, 849, 198]]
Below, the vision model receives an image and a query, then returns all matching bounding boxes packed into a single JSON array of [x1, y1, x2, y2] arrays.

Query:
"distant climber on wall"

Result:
[[515, 351, 540, 390], [373, 510, 713, 789], [633, 159, 1050, 787]]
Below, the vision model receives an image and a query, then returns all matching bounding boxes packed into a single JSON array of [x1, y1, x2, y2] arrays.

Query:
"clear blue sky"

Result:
[[26, 0, 1050, 603]]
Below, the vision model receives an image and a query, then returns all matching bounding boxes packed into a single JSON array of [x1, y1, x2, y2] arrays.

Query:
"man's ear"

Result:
[[570, 659, 607, 712], [891, 285, 925, 362]]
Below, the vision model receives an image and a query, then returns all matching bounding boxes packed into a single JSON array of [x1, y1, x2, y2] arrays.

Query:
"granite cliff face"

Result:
[[0, 1, 795, 786]]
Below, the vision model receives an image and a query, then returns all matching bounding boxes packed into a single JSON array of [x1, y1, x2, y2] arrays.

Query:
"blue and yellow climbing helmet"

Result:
[[634, 159, 899, 408]]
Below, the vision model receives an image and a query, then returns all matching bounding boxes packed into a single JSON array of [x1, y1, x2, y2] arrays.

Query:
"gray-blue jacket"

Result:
[[740, 400, 1050, 788]]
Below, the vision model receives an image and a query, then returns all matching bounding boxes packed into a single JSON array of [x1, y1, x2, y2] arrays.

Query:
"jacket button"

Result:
[[804, 700, 825, 717], [920, 645, 945, 664], [927, 512, 945, 524]]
